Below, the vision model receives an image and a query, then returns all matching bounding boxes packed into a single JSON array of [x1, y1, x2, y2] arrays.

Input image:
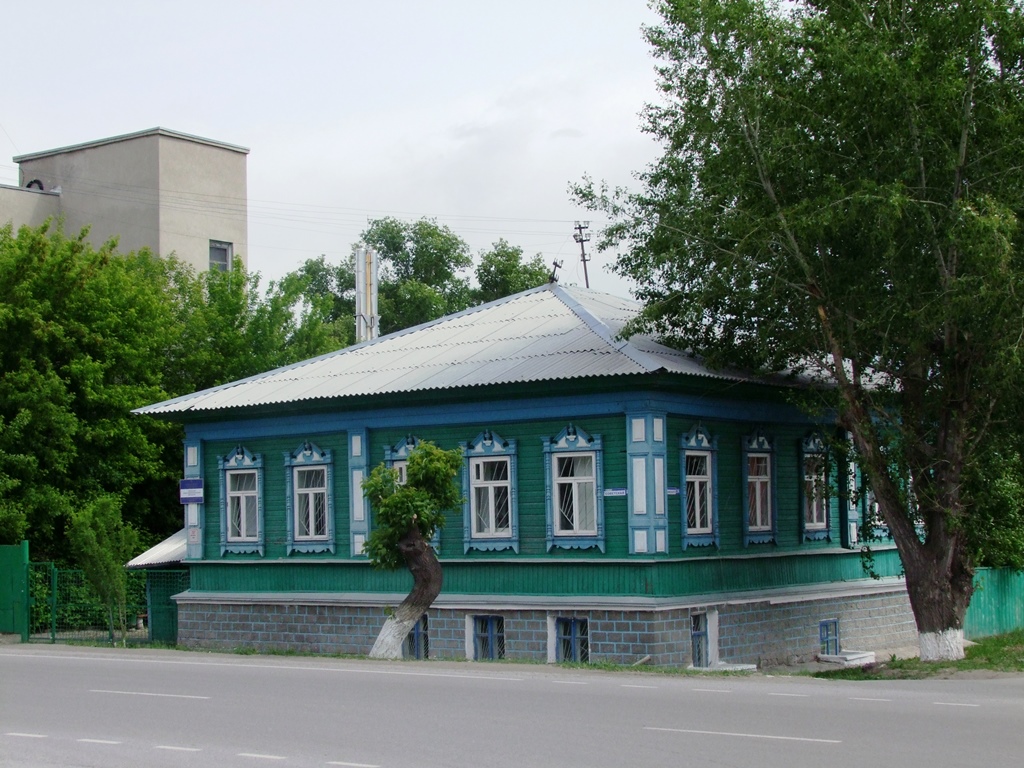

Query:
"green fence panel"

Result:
[[27, 564, 163, 645], [0, 542, 30, 639], [965, 568, 1024, 639], [145, 569, 189, 644]]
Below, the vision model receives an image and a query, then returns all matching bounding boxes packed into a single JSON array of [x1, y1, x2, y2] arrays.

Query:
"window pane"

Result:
[[557, 483, 575, 531], [313, 493, 326, 536], [482, 459, 508, 482], [231, 471, 256, 492], [577, 481, 596, 531], [244, 496, 258, 536], [686, 454, 707, 476], [493, 487, 510, 532], [230, 498, 242, 538], [298, 468, 325, 490], [297, 494, 311, 536], [474, 487, 491, 533]]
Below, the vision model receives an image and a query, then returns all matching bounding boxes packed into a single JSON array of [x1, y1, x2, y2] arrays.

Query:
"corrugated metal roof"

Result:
[[135, 283, 744, 417], [125, 529, 186, 569]]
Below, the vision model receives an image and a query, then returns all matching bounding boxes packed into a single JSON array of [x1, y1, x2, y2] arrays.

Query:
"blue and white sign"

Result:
[[179, 478, 204, 504]]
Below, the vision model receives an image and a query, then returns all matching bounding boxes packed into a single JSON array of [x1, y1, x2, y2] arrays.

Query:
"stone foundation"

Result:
[[176, 580, 917, 667]]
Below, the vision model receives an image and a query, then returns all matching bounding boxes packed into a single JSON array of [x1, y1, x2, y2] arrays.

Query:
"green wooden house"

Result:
[[136, 284, 914, 666]]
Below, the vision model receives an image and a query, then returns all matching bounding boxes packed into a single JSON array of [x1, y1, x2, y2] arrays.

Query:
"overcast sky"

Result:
[[2, 1, 663, 297]]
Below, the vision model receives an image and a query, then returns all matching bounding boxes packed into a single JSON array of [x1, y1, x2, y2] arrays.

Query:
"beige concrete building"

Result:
[[0, 127, 248, 273]]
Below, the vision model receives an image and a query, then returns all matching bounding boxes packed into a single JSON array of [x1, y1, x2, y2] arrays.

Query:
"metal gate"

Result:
[[28, 563, 188, 645]]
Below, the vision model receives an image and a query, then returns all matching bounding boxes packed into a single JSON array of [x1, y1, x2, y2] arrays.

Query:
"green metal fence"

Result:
[[28, 563, 188, 645]]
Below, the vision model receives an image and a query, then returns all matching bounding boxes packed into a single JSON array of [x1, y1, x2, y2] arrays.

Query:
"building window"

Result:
[[404, 614, 429, 660], [691, 613, 709, 668], [462, 431, 518, 553], [543, 425, 604, 552], [218, 445, 264, 555], [227, 470, 259, 540], [686, 453, 713, 534], [801, 433, 830, 541], [820, 618, 840, 656], [556, 618, 589, 663], [473, 615, 505, 660], [284, 441, 335, 554], [742, 431, 776, 546], [555, 454, 597, 534], [681, 426, 718, 549], [209, 240, 232, 271]]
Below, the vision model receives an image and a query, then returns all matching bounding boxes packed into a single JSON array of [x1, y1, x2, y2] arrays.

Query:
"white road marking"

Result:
[[327, 762, 381, 767], [551, 680, 588, 685], [156, 745, 202, 752], [692, 688, 731, 693], [78, 739, 122, 745], [645, 726, 841, 744], [622, 684, 658, 689], [238, 753, 287, 760], [768, 693, 809, 698], [850, 697, 891, 702], [934, 702, 980, 707], [5, 733, 48, 738], [90, 689, 210, 699]]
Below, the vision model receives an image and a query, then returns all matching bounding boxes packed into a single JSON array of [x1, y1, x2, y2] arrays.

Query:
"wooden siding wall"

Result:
[[192, 404, 888, 598]]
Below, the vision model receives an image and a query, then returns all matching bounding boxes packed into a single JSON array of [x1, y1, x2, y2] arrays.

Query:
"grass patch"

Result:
[[813, 629, 1024, 680]]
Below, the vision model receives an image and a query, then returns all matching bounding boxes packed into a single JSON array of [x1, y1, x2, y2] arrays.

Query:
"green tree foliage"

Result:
[[576, 0, 1024, 657], [0, 223, 175, 559], [66, 494, 141, 645], [361, 442, 463, 570], [474, 239, 551, 304], [361, 217, 474, 334]]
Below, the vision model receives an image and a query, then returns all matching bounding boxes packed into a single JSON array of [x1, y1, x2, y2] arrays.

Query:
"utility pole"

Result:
[[573, 221, 591, 288]]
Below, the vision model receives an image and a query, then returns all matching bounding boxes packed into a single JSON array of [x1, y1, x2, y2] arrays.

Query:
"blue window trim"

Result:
[[626, 413, 669, 555], [799, 432, 831, 542], [742, 429, 777, 547], [681, 425, 719, 550], [218, 445, 264, 556], [473, 615, 505, 660], [555, 617, 590, 663], [284, 441, 335, 555], [820, 618, 840, 655], [543, 424, 605, 553], [461, 430, 519, 554], [348, 430, 369, 558]]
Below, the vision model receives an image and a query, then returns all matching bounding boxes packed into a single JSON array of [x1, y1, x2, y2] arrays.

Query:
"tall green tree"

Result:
[[66, 494, 141, 645], [474, 239, 551, 304], [361, 442, 462, 659], [0, 223, 176, 560], [576, 0, 1024, 660]]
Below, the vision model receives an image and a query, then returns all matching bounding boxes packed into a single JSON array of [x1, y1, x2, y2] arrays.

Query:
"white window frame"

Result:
[[685, 451, 713, 534], [218, 445, 264, 556], [747, 453, 772, 531], [470, 456, 512, 538], [294, 465, 328, 540], [226, 469, 259, 541], [284, 441, 335, 554], [803, 454, 827, 530], [553, 452, 598, 536], [462, 431, 518, 553]]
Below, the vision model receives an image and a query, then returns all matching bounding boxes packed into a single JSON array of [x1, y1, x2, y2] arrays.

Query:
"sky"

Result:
[[1, 1, 664, 298]]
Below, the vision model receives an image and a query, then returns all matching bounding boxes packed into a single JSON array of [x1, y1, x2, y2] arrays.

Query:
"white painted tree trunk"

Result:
[[918, 628, 965, 662], [368, 614, 420, 660]]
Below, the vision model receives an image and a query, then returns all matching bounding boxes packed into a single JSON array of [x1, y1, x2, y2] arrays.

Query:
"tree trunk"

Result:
[[368, 524, 443, 659], [901, 533, 975, 662]]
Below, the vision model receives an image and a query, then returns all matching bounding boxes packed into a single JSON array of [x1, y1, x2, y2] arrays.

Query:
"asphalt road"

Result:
[[1, 644, 1022, 768]]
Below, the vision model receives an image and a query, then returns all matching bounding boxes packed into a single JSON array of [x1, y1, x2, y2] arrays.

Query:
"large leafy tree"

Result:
[[360, 217, 474, 334], [0, 223, 175, 560], [577, 0, 1024, 660]]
